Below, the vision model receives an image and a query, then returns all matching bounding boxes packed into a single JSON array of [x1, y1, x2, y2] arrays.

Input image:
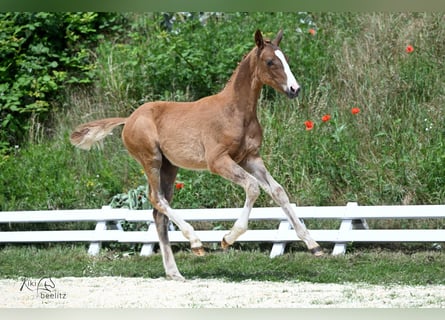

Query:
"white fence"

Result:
[[1, 202, 444, 257]]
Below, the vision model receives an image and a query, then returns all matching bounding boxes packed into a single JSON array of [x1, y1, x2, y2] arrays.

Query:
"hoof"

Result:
[[191, 246, 206, 256], [221, 237, 231, 250], [310, 246, 324, 257]]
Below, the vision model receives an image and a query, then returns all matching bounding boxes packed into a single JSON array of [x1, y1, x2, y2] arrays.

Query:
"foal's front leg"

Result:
[[243, 156, 323, 256]]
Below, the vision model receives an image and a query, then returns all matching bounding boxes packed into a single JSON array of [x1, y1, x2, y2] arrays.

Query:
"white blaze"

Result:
[[274, 50, 300, 93]]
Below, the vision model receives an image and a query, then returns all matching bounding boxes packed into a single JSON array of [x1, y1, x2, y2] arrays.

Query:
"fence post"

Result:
[[332, 202, 358, 255], [140, 222, 157, 256], [88, 220, 107, 256], [87, 206, 124, 256], [270, 221, 292, 258]]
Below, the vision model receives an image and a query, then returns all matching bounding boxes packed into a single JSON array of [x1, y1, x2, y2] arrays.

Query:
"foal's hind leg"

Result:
[[142, 153, 204, 257], [243, 156, 323, 256], [152, 159, 184, 281], [153, 209, 184, 280]]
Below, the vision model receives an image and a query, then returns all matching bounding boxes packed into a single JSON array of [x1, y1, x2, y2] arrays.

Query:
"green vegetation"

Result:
[[2, 12, 445, 211], [1, 245, 444, 285], [0, 13, 125, 152]]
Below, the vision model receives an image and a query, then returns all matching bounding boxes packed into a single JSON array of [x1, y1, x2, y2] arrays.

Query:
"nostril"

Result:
[[291, 86, 300, 96], [287, 86, 300, 99], [290, 85, 299, 92]]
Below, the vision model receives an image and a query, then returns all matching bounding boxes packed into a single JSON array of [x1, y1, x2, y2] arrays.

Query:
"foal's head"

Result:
[[254, 30, 300, 99]]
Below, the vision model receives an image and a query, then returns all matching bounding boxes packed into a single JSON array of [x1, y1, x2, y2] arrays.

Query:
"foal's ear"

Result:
[[255, 29, 265, 50], [272, 29, 283, 46]]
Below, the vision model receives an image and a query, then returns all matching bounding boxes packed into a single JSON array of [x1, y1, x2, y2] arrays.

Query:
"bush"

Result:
[[0, 12, 126, 155]]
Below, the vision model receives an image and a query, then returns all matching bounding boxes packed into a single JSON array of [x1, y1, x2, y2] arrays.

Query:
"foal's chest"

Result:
[[230, 120, 263, 162]]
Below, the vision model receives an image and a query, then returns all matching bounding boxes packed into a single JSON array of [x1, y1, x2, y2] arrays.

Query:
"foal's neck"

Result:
[[222, 50, 262, 115]]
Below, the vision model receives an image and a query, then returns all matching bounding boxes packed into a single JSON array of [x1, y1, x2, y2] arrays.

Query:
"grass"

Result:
[[0, 244, 444, 286]]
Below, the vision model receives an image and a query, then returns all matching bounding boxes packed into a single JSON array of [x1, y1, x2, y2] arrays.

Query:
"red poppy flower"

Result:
[[321, 114, 331, 122], [351, 107, 360, 115], [175, 182, 185, 190], [304, 120, 314, 131], [405, 45, 414, 53], [308, 28, 316, 36]]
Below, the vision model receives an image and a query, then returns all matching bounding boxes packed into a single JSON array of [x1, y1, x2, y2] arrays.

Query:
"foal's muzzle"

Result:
[[286, 86, 300, 99]]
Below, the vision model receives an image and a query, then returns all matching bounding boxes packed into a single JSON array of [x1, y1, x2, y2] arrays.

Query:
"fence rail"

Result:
[[1, 203, 444, 257]]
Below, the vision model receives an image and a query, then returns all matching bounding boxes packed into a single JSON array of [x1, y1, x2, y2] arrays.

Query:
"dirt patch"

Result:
[[1, 277, 444, 308]]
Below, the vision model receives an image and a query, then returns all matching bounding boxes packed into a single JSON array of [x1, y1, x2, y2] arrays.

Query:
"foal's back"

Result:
[[121, 92, 250, 171]]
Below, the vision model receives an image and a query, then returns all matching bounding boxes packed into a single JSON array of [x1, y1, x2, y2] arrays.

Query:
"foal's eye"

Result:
[[266, 59, 274, 67]]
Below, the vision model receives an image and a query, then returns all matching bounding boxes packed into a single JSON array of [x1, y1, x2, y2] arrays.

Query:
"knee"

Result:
[[247, 181, 261, 200], [271, 185, 289, 204]]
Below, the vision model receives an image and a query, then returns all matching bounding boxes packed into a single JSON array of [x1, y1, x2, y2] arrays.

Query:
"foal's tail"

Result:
[[69, 117, 127, 150]]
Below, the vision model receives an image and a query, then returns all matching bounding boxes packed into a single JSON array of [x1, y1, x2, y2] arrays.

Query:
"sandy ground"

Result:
[[1, 277, 445, 308]]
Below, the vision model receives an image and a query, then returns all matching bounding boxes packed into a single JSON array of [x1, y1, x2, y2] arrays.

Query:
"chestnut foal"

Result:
[[70, 30, 323, 280]]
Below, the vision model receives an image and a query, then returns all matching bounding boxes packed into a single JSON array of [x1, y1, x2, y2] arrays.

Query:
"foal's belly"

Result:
[[160, 139, 208, 171]]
